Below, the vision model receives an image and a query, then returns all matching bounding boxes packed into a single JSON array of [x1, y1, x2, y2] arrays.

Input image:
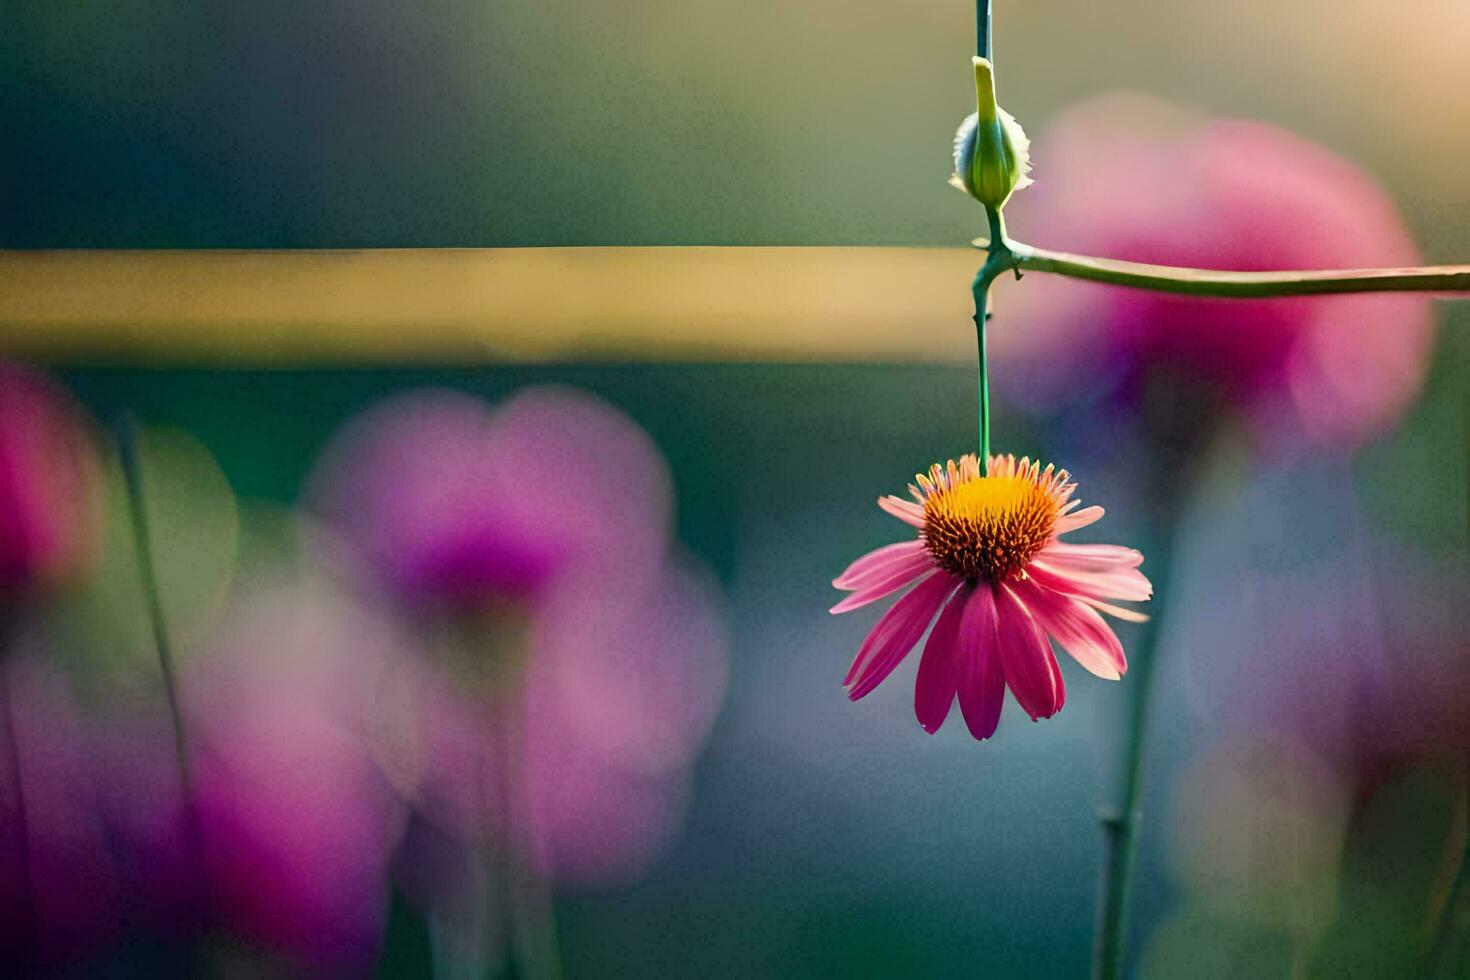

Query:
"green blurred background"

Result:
[[4, 1, 1467, 255]]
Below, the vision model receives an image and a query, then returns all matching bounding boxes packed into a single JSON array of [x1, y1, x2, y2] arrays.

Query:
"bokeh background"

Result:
[[2, 1, 1469, 977]]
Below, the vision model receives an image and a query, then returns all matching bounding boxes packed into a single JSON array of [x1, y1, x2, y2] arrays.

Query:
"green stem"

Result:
[[976, 0, 991, 60], [971, 207, 1011, 460], [115, 416, 196, 808], [494, 694, 562, 980], [972, 269, 991, 461], [1092, 641, 1158, 979], [1092, 513, 1176, 980], [989, 239, 1470, 298], [1427, 773, 1470, 976]]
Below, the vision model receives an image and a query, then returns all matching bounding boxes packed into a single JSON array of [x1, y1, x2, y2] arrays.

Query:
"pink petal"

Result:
[[1042, 542, 1144, 567], [829, 550, 936, 614], [1053, 505, 1104, 536], [914, 589, 967, 734], [833, 540, 927, 590], [994, 584, 1064, 720], [955, 585, 1005, 740], [1016, 577, 1127, 680], [1078, 596, 1151, 623], [878, 495, 926, 529], [1047, 635, 1068, 713], [1029, 558, 1153, 603], [844, 573, 956, 700]]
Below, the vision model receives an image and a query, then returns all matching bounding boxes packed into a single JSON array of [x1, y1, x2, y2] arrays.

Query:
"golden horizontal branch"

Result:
[[0, 247, 997, 365]]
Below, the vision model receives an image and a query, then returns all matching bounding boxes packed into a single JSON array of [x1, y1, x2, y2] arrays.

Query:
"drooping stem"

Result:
[[1427, 773, 1470, 975], [115, 416, 196, 806], [993, 239, 1470, 298], [972, 206, 1010, 461], [972, 270, 991, 461]]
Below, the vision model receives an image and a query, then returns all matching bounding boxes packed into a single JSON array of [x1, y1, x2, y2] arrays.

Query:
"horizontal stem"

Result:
[[974, 238, 1470, 298]]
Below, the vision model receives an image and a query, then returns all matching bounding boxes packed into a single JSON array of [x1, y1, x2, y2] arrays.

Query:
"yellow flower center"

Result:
[[922, 475, 1058, 582]]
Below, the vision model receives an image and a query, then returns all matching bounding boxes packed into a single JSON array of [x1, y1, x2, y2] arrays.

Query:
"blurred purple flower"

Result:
[[308, 386, 671, 607], [399, 559, 728, 892], [1000, 93, 1434, 448], [91, 586, 411, 971], [521, 558, 728, 885], [528, 556, 729, 778], [186, 587, 410, 969], [0, 363, 104, 597], [310, 385, 728, 892]]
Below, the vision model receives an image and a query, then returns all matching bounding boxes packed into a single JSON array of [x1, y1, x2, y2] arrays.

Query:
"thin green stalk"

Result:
[[1427, 773, 1470, 975], [971, 207, 1011, 460], [996, 239, 1470, 298], [972, 269, 991, 461], [1092, 516, 1175, 980], [499, 705, 562, 980], [1091, 625, 1161, 979], [976, 0, 991, 60], [115, 416, 195, 804]]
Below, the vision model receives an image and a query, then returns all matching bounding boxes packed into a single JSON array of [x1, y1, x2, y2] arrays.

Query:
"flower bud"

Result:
[[951, 56, 1032, 209]]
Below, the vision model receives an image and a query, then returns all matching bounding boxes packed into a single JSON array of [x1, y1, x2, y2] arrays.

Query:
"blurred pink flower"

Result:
[[520, 559, 727, 885], [1000, 93, 1434, 448], [395, 541, 730, 893], [93, 586, 411, 970], [308, 386, 671, 607], [832, 454, 1149, 738], [184, 587, 410, 969], [0, 363, 103, 597], [311, 385, 728, 890]]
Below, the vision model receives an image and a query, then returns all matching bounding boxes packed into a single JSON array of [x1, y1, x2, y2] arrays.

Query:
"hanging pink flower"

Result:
[[832, 454, 1150, 738]]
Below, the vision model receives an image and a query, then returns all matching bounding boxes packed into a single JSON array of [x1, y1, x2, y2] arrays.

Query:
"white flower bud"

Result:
[[950, 57, 1032, 209]]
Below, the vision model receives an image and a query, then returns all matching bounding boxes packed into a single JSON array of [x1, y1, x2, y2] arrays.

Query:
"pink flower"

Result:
[[95, 585, 411, 970], [183, 587, 410, 969], [394, 559, 729, 893], [0, 363, 103, 596], [520, 560, 728, 886], [308, 387, 670, 607], [832, 454, 1150, 738], [309, 385, 728, 889], [1000, 93, 1434, 448]]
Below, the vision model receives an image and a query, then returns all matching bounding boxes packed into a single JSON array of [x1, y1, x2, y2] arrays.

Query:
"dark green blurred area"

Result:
[[5, 1, 1468, 255]]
